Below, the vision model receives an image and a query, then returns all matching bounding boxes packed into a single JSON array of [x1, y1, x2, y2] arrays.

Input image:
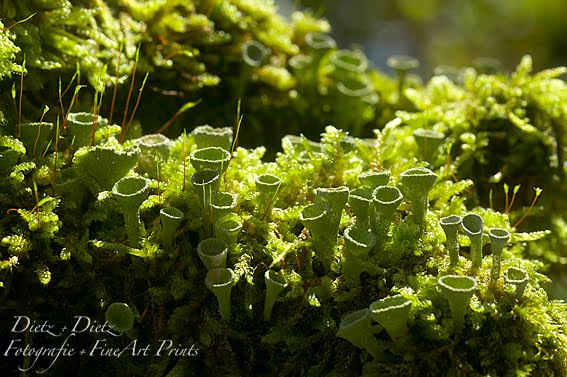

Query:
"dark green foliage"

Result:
[[0, 2, 566, 376], [0, 117, 565, 376]]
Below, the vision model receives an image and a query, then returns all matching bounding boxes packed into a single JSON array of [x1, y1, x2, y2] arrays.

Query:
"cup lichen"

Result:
[[205, 268, 238, 321], [399, 167, 437, 229], [438, 275, 478, 332], [112, 176, 151, 248], [369, 294, 412, 341], [462, 214, 485, 269], [440, 215, 462, 266]]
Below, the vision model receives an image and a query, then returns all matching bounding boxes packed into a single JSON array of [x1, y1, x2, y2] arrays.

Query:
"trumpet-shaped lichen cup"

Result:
[[191, 169, 221, 207], [160, 207, 184, 252], [205, 268, 237, 321], [489, 228, 510, 281], [369, 295, 412, 341], [214, 218, 242, 245], [372, 185, 403, 247], [462, 214, 484, 269], [342, 227, 376, 287], [504, 267, 529, 299], [255, 173, 282, 217], [299, 201, 335, 271], [197, 238, 228, 271], [314, 186, 349, 236], [330, 49, 368, 77], [438, 275, 478, 332], [400, 167, 437, 229], [112, 176, 151, 248], [192, 125, 233, 151], [67, 112, 108, 148], [263, 270, 287, 321], [359, 170, 390, 191], [440, 215, 462, 266], [413, 128, 445, 164], [348, 188, 373, 229], [74, 145, 140, 193], [336, 308, 382, 359], [211, 192, 237, 223], [190, 147, 231, 174]]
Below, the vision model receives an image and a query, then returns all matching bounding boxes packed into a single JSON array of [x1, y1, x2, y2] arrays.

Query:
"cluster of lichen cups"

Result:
[[288, 32, 378, 136], [10, 114, 538, 361], [64, 118, 255, 321], [326, 164, 531, 356], [439, 213, 518, 284], [439, 208, 517, 284]]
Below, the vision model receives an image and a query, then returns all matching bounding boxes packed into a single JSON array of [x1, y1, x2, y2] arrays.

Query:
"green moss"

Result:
[[0, 2, 565, 375]]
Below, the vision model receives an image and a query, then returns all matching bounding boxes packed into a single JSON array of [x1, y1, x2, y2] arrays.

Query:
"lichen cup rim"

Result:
[[387, 55, 420, 71], [349, 188, 373, 202], [440, 215, 463, 227], [67, 112, 108, 128], [299, 201, 329, 223], [288, 54, 312, 70], [241, 40, 269, 67], [205, 267, 237, 289], [191, 169, 221, 187], [359, 170, 391, 189], [330, 49, 368, 73], [413, 128, 445, 140], [256, 173, 282, 192], [112, 176, 151, 201], [265, 269, 287, 286], [305, 32, 337, 50], [315, 186, 350, 197], [344, 226, 376, 257], [504, 266, 529, 284], [462, 214, 484, 236], [369, 295, 412, 340], [216, 218, 243, 233], [400, 167, 438, 194], [336, 76, 374, 97], [192, 125, 233, 150], [198, 237, 229, 258], [211, 191, 237, 210], [136, 133, 171, 147], [369, 294, 412, 313], [372, 185, 404, 206], [190, 147, 231, 173], [438, 274, 478, 292], [489, 227, 510, 240], [160, 206, 184, 221], [192, 125, 233, 138]]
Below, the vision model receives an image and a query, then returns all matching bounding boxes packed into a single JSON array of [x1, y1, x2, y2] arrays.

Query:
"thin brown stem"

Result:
[[504, 184, 509, 214], [1, 13, 35, 31], [32, 106, 48, 158], [513, 188, 542, 228], [17, 56, 26, 138], [156, 152, 162, 209], [155, 99, 201, 135], [506, 185, 520, 214], [53, 118, 60, 195], [119, 71, 149, 143], [109, 42, 123, 125], [120, 45, 141, 134]]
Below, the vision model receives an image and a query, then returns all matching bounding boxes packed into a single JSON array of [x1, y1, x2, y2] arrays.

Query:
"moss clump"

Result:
[[0, 2, 566, 376]]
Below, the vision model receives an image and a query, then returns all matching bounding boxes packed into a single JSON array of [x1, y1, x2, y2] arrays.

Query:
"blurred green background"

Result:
[[277, 0, 567, 74]]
